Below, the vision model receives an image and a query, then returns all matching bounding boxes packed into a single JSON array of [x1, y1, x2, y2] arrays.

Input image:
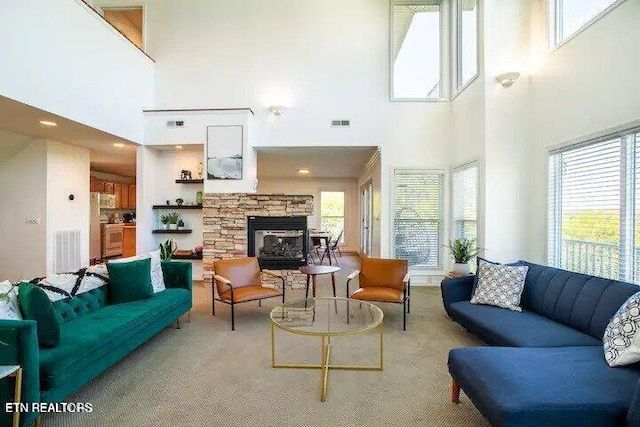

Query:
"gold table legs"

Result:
[[271, 323, 384, 401], [11, 367, 22, 427]]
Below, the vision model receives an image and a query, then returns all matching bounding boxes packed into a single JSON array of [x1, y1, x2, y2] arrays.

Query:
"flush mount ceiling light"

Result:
[[175, 145, 184, 150], [269, 106, 286, 116], [39, 120, 57, 127], [297, 168, 310, 175], [495, 72, 521, 88], [113, 143, 126, 148]]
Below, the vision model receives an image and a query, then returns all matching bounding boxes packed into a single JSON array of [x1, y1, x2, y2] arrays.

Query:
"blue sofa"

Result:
[[442, 261, 640, 427]]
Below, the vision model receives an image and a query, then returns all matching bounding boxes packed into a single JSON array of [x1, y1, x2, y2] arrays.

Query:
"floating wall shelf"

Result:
[[172, 253, 204, 260], [153, 205, 203, 210], [175, 179, 204, 184], [152, 229, 193, 234]]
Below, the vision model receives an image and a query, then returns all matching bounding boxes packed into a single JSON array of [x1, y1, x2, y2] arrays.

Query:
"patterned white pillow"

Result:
[[603, 292, 640, 367], [0, 280, 22, 320], [110, 251, 166, 293], [470, 260, 529, 312]]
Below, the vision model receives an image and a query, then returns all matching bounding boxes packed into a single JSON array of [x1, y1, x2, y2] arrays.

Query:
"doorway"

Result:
[[360, 180, 373, 256]]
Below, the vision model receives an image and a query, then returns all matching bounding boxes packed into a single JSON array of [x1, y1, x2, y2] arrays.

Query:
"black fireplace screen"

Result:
[[247, 216, 308, 269]]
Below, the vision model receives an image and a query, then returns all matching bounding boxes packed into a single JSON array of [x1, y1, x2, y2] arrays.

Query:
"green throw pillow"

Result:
[[18, 283, 60, 348], [107, 258, 153, 304]]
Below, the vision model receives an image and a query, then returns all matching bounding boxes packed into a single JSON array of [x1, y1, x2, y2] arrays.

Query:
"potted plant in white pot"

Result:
[[167, 212, 180, 230], [446, 238, 483, 276], [160, 214, 169, 230]]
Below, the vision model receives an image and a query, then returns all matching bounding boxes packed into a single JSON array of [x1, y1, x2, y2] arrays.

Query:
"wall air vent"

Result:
[[166, 120, 185, 128], [331, 119, 351, 127]]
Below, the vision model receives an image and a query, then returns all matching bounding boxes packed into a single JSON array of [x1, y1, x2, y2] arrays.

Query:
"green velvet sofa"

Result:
[[0, 261, 192, 427]]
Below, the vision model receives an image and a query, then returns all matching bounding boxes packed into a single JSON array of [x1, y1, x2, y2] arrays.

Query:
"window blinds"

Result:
[[453, 163, 478, 241], [393, 170, 444, 267], [548, 128, 640, 283]]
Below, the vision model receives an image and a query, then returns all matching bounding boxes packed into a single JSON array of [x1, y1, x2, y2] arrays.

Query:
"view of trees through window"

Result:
[[320, 191, 345, 243]]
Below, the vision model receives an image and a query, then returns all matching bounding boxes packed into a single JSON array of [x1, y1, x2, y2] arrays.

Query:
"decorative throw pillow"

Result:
[[107, 258, 154, 304], [110, 251, 166, 293], [472, 258, 524, 293], [470, 260, 529, 312], [603, 292, 640, 367], [0, 281, 21, 320], [36, 265, 109, 302], [18, 283, 60, 348]]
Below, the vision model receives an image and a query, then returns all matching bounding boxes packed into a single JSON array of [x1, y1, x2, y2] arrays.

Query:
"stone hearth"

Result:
[[203, 193, 314, 289]]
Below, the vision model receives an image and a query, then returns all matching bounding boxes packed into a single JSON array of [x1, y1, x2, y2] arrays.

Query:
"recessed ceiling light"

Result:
[[298, 168, 310, 174], [39, 120, 57, 127], [113, 143, 126, 148], [175, 145, 183, 150]]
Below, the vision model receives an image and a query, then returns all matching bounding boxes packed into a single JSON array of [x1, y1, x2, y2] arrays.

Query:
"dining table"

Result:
[[308, 231, 333, 265]]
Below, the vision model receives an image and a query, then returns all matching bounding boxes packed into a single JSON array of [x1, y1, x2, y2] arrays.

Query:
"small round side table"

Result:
[[299, 265, 340, 299]]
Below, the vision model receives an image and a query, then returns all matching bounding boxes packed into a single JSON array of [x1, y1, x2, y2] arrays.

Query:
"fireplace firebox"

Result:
[[247, 216, 308, 270]]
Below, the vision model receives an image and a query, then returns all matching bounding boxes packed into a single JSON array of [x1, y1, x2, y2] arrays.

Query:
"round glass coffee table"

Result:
[[270, 297, 384, 401]]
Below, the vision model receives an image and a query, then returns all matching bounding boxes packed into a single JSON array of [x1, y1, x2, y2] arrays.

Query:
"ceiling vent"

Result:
[[166, 120, 185, 128], [331, 119, 351, 127]]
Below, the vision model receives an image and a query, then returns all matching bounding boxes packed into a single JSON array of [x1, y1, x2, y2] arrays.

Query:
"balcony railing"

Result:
[[560, 238, 640, 282]]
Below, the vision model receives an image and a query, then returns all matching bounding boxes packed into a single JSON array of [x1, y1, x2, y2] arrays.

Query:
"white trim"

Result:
[[546, 119, 640, 154], [549, 0, 627, 52]]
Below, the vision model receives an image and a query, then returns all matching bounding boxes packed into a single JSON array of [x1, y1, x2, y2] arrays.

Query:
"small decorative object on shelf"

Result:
[[159, 239, 177, 261], [160, 214, 169, 230], [194, 245, 203, 256], [196, 191, 203, 205], [175, 198, 184, 206], [177, 219, 185, 230], [166, 200, 170, 206], [197, 162, 203, 179], [167, 212, 180, 230], [180, 170, 192, 180], [446, 238, 484, 276]]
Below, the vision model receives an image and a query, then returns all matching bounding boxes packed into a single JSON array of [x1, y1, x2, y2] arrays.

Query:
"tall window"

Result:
[[391, 2, 442, 100], [550, 0, 623, 47], [548, 129, 640, 283], [452, 0, 478, 93], [393, 170, 445, 267], [452, 162, 478, 241], [320, 191, 345, 243]]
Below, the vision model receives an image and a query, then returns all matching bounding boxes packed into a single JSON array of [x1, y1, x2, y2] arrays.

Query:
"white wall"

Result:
[[257, 177, 360, 251], [0, 0, 154, 143], [46, 141, 91, 274], [135, 0, 451, 259], [0, 136, 48, 281]]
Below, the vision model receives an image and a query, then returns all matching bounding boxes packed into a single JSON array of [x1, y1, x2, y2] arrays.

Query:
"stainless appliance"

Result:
[[90, 193, 102, 260]]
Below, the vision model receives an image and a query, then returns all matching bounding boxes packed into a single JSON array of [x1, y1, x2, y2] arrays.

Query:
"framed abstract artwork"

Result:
[[206, 125, 243, 180]]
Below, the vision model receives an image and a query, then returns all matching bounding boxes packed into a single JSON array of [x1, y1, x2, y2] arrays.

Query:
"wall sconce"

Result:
[[495, 72, 521, 88], [269, 106, 286, 116]]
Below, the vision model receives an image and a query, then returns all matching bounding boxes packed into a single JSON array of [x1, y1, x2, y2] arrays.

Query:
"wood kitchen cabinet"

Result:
[[114, 183, 122, 208], [121, 184, 130, 209], [129, 185, 136, 209], [90, 177, 105, 192], [104, 181, 114, 194]]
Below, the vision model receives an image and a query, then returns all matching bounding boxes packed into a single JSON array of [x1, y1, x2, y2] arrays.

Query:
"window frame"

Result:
[[451, 0, 480, 98], [389, 0, 446, 102], [451, 160, 479, 241], [391, 168, 446, 270], [319, 190, 346, 244], [547, 125, 640, 283], [548, 0, 627, 51]]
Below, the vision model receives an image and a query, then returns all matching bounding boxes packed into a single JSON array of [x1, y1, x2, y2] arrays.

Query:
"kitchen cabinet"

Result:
[[129, 185, 136, 209], [90, 177, 105, 192], [104, 181, 114, 194], [122, 226, 136, 257], [114, 183, 122, 208], [121, 184, 130, 209]]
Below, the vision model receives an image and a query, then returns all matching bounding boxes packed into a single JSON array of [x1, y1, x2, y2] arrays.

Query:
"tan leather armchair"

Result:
[[213, 257, 285, 331], [346, 258, 410, 330]]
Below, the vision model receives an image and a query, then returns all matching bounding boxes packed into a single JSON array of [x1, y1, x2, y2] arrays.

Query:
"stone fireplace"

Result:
[[203, 193, 314, 289]]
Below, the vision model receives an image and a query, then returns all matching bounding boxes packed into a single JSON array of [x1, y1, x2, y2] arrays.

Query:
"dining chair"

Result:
[[212, 257, 285, 331], [346, 258, 410, 330]]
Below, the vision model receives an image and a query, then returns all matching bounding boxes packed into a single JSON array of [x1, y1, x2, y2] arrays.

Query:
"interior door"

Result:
[[360, 182, 373, 256]]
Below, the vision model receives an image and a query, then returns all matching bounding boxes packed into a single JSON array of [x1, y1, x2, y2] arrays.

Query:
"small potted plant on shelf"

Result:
[[160, 214, 169, 230], [167, 212, 180, 230], [159, 239, 177, 261], [446, 238, 483, 276], [177, 219, 185, 230]]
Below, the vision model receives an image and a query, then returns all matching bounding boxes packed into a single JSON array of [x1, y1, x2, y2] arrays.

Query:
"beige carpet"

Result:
[[43, 256, 489, 427]]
